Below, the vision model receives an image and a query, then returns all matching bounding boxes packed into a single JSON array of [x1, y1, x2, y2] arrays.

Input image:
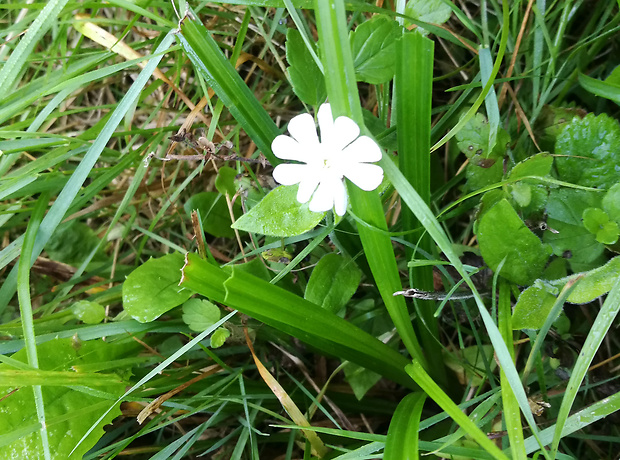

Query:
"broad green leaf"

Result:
[[443, 345, 497, 386], [512, 280, 559, 330], [181, 298, 220, 332], [405, 0, 452, 29], [456, 113, 509, 163], [555, 113, 620, 188], [477, 199, 552, 285], [544, 189, 605, 268], [232, 185, 325, 237], [465, 160, 503, 193], [71, 300, 105, 325], [286, 28, 326, 106], [582, 207, 619, 244], [184, 191, 241, 238], [547, 256, 620, 304], [350, 16, 402, 84], [304, 253, 361, 313], [384, 392, 426, 460], [508, 153, 554, 179], [533, 105, 586, 151], [210, 327, 231, 348], [343, 362, 382, 400], [0, 338, 130, 460], [214, 166, 238, 197], [602, 183, 620, 223], [45, 221, 106, 265], [122, 253, 191, 323]]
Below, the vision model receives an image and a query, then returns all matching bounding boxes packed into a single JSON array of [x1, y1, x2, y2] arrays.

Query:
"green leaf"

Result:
[[512, 280, 559, 330], [508, 153, 554, 179], [443, 345, 497, 387], [405, 0, 452, 28], [184, 191, 241, 238], [123, 253, 191, 323], [456, 113, 509, 163], [232, 185, 325, 237], [583, 207, 619, 244], [182, 298, 221, 332], [71, 300, 105, 325], [578, 72, 620, 106], [343, 362, 382, 400], [544, 189, 605, 268], [45, 221, 105, 265], [350, 16, 402, 84], [210, 327, 231, 348], [602, 183, 620, 223], [477, 199, 552, 285], [547, 256, 620, 304], [555, 113, 620, 188], [215, 166, 238, 197], [0, 338, 130, 460], [286, 28, 326, 106], [304, 253, 361, 313], [384, 392, 426, 460]]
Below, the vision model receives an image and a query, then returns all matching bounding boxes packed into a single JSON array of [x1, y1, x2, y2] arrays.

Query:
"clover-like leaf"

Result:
[[232, 185, 325, 237], [602, 182, 620, 223]]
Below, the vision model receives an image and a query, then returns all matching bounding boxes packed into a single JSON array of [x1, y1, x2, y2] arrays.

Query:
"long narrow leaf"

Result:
[[384, 392, 426, 460]]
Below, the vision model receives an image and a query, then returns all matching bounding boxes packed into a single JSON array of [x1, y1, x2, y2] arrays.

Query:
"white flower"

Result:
[[271, 103, 384, 216]]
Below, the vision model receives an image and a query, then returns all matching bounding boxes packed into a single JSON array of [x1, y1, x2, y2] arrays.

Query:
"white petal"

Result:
[[297, 170, 321, 203], [331, 116, 360, 150], [332, 179, 348, 216], [340, 135, 382, 163], [317, 103, 335, 145], [272, 135, 309, 162], [273, 164, 308, 185], [309, 178, 337, 213], [288, 113, 319, 145], [344, 163, 384, 191]]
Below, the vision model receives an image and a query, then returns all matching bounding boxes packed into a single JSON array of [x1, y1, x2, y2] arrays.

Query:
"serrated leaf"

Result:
[[72, 300, 105, 324], [477, 199, 552, 285], [0, 338, 130, 460], [350, 16, 402, 84], [555, 113, 620, 188], [182, 298, 220, 332], [286, 28, 326, 106], [304, 253, 361, 313], [215, 166, 237, 197], [232, 185, 325, 237], [184, 191, 241, 238], [123, 253, 191, 323]]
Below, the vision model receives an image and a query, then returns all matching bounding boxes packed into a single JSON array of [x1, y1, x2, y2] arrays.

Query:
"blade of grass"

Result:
[[314, 0, 427, 370], [498, 279, 526, 458], [17, 192, 51, 460], [0, 0, 70, 94], [550, 275, 620, 456], [0, 33, 176, 313], [383, 392, 426, 460], [395, 30, 446, 385], [405, 361, 509, 460], [180, 254, 414, 388], [381, 157, 550, 456], [177, 12, 280, 165]]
